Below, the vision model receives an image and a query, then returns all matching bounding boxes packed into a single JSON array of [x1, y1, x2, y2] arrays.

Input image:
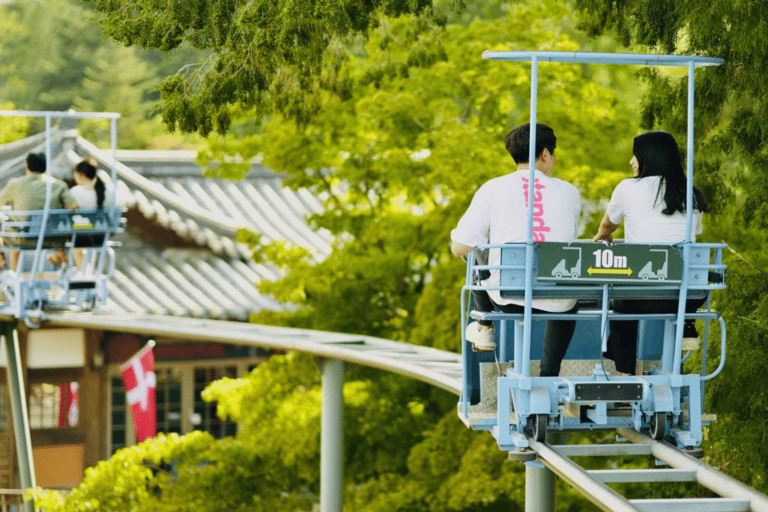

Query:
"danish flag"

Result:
[[57, 382, 78, 427], [121, 343, 156, 442]]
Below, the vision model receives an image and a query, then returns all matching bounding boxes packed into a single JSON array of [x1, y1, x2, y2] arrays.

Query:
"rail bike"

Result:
[[0, 111, 125, 327], [456, 52, 726, 454]]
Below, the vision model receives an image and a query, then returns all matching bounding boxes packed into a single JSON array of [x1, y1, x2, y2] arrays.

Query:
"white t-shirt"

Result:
[[451, 168, 581, 311], [70, 182, 123, 209], [606, 176, 702, 244]]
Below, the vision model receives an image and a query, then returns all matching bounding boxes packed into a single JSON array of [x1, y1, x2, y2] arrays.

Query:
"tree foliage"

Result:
[[73, 45, 163, 148], [0, 0, 102, 114], [90, 0, 446, 135], [0, 104, 30, 144], [31, 353, 453, 511], [0, 0, 208, 148], [206, 0, 637, 351], [203, 352, 452, 490], [571, 0, 768, 494], [33, 431, 299, 512]]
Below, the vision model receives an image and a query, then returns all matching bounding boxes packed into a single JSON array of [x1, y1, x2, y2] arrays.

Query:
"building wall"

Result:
[[0, 324, 274, 489]]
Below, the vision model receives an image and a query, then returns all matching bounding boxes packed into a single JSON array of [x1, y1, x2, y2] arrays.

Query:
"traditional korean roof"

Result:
[[0, 125, 333, 321]]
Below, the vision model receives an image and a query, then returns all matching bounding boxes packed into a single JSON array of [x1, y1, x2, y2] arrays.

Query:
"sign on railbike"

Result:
[[537, 242, 683, 284]]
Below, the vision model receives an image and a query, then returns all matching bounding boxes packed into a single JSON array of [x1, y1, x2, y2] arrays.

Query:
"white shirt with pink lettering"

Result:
[[452, 168, 581, 311]]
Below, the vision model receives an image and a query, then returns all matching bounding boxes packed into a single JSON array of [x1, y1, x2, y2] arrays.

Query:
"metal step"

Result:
[[553, 443, 653, 457], [629, 498, 750, 512], [588, 468, 696, 483]]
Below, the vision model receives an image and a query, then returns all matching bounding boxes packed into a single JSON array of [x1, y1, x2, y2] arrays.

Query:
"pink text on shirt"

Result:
[[522, 177, 551, 241]]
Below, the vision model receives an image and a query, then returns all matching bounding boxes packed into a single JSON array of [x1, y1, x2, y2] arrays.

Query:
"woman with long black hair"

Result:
[[56, 158, 123, 267], [593, 130, 711, 375], [70, 158, 113, 209]]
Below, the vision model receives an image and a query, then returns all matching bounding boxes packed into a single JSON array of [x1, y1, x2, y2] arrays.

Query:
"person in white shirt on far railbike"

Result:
[[70, 157, 123, 210], [451, 123, 582, 377], [66, 157, 124, 269]]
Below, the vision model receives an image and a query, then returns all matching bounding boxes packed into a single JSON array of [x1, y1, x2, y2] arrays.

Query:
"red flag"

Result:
[[121, 344, 156, 442], [57, 382, 78, 427]]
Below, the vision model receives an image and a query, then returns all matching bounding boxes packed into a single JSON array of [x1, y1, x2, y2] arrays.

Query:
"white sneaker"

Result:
[[465, 322, 496, 351]]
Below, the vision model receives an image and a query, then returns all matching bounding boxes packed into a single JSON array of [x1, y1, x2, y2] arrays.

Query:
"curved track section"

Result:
[[43, 313, 462, 394]]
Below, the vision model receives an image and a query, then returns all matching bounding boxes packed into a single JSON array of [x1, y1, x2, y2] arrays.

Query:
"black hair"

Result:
[[75, 158, 106, 209], [504, 123, 557, 164], [26, 153, 46, 173], [633, 131, 710, 215]]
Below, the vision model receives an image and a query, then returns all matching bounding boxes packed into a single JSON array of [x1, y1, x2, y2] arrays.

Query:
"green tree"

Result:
[[30, 353, 451, 512], [74, 45, 163, 148], [204, 0, 637, 352], [203, 352, 453, 497], [33, 431, 304, 512], [0, 0, 209, 148], [90, 0, 446, 135], [0, 0, 101, 113], [571, 0, 768, 493], [0, 104, 30, 144]]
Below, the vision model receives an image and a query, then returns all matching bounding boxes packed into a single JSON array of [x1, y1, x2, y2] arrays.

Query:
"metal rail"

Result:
[[528, 429, 768, 512], [42, 313, 464, 394]]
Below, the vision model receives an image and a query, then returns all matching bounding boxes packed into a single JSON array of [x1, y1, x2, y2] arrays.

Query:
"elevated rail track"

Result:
[[29, 312, 768, 512]]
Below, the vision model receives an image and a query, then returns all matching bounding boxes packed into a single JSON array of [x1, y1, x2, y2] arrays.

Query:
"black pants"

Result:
[[472, 290, 577, 377], [606, 296, 707, 374]]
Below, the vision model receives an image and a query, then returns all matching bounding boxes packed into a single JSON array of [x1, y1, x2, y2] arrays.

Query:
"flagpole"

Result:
[[120, 339, 156, 371]]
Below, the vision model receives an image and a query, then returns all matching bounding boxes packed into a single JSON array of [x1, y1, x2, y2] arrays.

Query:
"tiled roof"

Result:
[[0, 127, 332, 320]]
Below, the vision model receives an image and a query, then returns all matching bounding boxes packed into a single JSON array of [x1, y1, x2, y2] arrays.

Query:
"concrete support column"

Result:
[[525, 460, 555, 512], [2, 322, 36, 512], [525, 431, 564, 512], [320, 358, 344, 512]]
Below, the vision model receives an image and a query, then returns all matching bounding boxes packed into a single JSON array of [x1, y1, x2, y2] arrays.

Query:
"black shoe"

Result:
[[683, 320, 700, 349], [683, 321, 698, 339]]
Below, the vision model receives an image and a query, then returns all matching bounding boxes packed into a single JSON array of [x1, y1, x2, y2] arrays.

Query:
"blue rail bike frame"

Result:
[[0, 110, 122, 322], [461, 51, 724, 449]]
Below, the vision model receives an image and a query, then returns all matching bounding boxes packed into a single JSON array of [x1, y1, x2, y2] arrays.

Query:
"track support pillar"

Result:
[[526, 459, 555, 512], [320, 358, 344, 512], [2, 321, 36, 512]]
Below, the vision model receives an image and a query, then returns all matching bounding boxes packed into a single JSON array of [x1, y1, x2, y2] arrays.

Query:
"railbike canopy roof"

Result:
[[482, 51, 724, 67]]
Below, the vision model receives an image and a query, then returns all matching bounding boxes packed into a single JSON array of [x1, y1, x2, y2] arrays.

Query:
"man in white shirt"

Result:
[[451, 123, 582, 377]]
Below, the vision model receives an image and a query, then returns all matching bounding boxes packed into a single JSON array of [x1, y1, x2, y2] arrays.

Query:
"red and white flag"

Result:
[[57, 382, 78, 427], [121, 343, 156, 442]]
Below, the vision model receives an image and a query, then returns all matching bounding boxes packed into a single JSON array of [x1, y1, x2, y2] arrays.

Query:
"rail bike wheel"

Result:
[[529, 414, 548, 442], [650, 412, 668, 440]]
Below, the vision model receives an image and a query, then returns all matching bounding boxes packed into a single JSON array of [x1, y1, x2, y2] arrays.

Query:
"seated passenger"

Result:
[[0, 152, 78, 270], [69, 158, 124, 269], [70, 157, 123, 210], [593, 131, 711, 375], [451, 123, 582, 377]]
